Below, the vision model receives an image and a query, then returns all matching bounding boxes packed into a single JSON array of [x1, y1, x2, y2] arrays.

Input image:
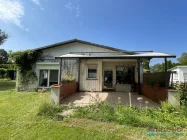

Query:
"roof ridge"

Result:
[[33, 38, 135, 55]]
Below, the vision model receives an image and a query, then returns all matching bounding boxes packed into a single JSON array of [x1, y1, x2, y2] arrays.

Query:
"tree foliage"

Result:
[[0, 29, 8, 45], [0, 49, 8, 64], [150, 63, 162, 72], [143, 61, 150, 70], [178, 53, 187, 65], [12, 50, 42, 73], [161, 60, 178, 71], [12, 50, 42, 90]]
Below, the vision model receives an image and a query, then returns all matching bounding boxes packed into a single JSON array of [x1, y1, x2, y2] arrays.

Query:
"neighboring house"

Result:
[[18, 39, 175, 94], [168, 66, 187, 83]]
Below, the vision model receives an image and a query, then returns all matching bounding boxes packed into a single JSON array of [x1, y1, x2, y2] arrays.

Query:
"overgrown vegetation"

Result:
[[61, 74, 76, 84], [174, 83, 187, 106], [74, 101, 187, 129], [38, 102, 69, 119], [1, 81, 187, 139], [12, 50, 42, 90]]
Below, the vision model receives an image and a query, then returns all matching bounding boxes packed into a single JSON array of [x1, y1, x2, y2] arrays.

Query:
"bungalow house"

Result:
[[168, 66, 187, 83], [19, 39, 176, 94]]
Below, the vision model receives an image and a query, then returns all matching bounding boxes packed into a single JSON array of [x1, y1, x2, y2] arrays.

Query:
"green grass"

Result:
[[0, 80, 16, 90], [0, 82, 187, 140], [74, 101, 187, 129]]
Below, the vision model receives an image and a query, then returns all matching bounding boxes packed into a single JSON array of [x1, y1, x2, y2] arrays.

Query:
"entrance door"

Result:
[[104, 70, 113, 89]]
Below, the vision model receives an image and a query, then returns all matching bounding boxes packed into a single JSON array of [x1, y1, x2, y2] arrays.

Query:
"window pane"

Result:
[[49, 70, 59, 86], [39, 70, 48, 87], [88, 69, 97, 78]]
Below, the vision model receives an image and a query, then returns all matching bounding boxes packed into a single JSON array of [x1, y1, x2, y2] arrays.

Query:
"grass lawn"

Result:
[[0, 82, 186, 140], [0, 80, 16, 91]]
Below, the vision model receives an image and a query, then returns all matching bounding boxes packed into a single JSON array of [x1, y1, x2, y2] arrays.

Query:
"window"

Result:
[[49, 70, 59, 86], [173, 73, 178, 80], [116, 66, 135, 84], [39, 70, 48, 87], [88, 69, 97, 79], [39, 70, 59, 87], [184, 73, 187, 81]]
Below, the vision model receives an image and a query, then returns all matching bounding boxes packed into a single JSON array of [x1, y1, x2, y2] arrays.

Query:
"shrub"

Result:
[[38, 102, 69, 119], [0, 77, 11, 81], [74, 101, 187, 129], [61, 74, 76, 84], [176, 83, 187, 105]]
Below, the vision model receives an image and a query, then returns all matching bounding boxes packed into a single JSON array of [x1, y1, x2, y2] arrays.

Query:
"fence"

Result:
[[143, 72, 171, 87]]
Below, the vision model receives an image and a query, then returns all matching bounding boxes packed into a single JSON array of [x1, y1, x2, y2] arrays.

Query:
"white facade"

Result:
[[21, 40, 144, 91], [169, 66, 187, 83]]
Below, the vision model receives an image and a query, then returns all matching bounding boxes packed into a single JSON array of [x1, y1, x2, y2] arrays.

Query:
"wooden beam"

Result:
[[164, 57, 168, 88], [78, 58, 80, 91], [138, 58, 141, 95], [59, 58, 62, 84]]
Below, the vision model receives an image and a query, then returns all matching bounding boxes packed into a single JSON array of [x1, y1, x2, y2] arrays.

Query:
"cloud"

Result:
[[65, 2, 80, 18], [65, 2, 74, 11], [0, 0, 24, 28], [31, 0, 44, 10], [31, 0, 40, 6], [76, 5, 80, 17]]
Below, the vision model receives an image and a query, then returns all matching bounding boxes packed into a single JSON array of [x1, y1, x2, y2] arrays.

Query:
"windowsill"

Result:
[[86, 78, 98, 80]]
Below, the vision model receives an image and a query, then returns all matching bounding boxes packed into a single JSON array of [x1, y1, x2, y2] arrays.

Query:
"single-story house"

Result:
[[18, 39, 176, 94], [168, 66, 187, 83]]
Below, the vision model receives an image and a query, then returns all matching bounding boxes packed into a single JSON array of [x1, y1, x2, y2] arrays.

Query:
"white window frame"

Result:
[[38, 69, 59, 88], [173, 73, 178, 80], [87, 65, 98, 80]]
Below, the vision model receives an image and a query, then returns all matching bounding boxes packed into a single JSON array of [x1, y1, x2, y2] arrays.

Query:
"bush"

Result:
[[0, 77, 11, 81], [74, 101, 187, 129], [61, 75, 76, 84], [38, 102, 69, 119]]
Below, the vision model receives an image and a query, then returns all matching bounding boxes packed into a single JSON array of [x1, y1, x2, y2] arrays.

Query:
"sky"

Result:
[[0, 0, 187, 64]]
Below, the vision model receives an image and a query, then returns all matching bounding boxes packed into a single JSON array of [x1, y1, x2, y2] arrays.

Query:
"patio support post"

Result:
[[164, 57, 168, 88], [59, 58, 62, 84], [78, 58, 80, 91], [138, 58, 141, 95]]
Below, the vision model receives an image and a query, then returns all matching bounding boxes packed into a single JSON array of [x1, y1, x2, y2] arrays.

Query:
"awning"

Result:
[[55, 52, 176, 59]]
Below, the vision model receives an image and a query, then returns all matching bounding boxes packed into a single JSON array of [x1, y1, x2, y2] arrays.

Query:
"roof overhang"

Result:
[[55, 52, 176, 59]]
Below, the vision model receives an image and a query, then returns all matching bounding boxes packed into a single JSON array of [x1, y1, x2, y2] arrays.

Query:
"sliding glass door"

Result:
[[39, 70, 59, 87], [49, 70, 59, 86], [104, 70, 113, 89], [39, 70, 48, 87]]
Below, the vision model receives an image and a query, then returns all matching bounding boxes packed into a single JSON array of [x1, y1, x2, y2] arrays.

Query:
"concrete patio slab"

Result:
[[61, 92, 160, 108]]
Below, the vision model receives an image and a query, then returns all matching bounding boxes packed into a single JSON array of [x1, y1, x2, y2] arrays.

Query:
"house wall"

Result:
[[80, 59, 102, 91], [26, 42, 123, 89], [79, 59, 143, 92], [170, 67, 187, 83], [22, 42, 144, 90], [41, 42, 124, 58]]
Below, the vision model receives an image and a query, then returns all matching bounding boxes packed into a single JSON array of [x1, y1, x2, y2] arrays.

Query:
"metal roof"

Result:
[[55, 52, 176, 59], [33, 39, 135, 55], [168, 66, 187, 71]]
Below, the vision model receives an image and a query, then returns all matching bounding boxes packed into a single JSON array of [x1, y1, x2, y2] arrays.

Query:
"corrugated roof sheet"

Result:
[[56, 52, 176, 59]]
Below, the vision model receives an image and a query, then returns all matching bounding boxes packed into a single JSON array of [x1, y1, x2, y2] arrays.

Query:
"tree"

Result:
[[143, 61, 150, 70], [161, 60, 178, 71], [0, 29, 8, 45], [178, 53, 187, 65], [150, 63, 162, 72], [7, 50, 14, 63], [0, 49, 8, 64]]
